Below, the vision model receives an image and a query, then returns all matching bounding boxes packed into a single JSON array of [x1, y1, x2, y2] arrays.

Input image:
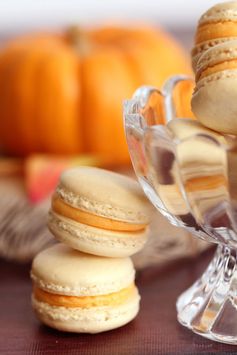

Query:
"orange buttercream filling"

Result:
[[198, 59, 237, 81], [185, 174, 226, 193], [52, 194, 146, 232], [195, 21, 237, 44], [34, 284, 135, 308]]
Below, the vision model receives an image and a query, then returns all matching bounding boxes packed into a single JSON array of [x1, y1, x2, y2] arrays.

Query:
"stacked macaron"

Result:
[[191, 1, 237, 71], [31, 167, 151, 333], [48, 167, 150, 257], [191, 1, 237, 134]]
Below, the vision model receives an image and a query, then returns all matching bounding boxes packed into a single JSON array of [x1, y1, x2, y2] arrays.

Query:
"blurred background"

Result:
[[0, 0, 219, 45], [0, 0, 213, 265]]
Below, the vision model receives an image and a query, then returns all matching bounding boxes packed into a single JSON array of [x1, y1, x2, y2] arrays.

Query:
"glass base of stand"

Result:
[[176, 245, 237, 344]]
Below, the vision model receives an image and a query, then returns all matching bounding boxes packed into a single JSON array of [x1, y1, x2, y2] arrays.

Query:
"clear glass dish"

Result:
[[123, 75, 237, 344]]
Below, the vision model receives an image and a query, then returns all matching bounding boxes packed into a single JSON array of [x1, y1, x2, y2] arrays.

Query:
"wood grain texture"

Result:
[[1, 249, 237, 355]]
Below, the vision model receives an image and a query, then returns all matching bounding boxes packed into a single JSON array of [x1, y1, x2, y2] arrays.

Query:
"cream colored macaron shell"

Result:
[[31, 244, 140, 333], [55, 167, 150, 225], [192, 40, 237, 134]]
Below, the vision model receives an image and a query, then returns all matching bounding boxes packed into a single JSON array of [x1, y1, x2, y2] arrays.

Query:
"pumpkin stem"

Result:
[[66, 26, 91, 55]]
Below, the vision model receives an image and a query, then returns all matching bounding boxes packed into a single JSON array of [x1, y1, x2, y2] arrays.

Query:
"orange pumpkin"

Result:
[[0, 25, 192, 164]]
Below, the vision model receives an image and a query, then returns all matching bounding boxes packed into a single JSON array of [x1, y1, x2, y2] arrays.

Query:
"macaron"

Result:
[[191, 1, 237, 71], [48, 167, 151, 257], [167, 118, 227, 179], [191, 40, 237, 134], [167, 119, 228, 221], [150, 119, 226, 218], [31, 243, 140, 333]]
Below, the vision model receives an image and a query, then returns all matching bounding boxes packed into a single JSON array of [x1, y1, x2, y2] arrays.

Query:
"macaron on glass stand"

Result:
[[123, 75, 237, 344], [191, 1, 237, 136], [191, 1, 237, 71]]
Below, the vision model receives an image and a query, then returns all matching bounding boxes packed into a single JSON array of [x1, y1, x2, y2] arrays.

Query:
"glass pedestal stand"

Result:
[[124, 76, 237, 344]]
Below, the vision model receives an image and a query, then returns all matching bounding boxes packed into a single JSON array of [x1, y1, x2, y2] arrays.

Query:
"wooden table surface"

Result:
[[1, 249, 237, 355]]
